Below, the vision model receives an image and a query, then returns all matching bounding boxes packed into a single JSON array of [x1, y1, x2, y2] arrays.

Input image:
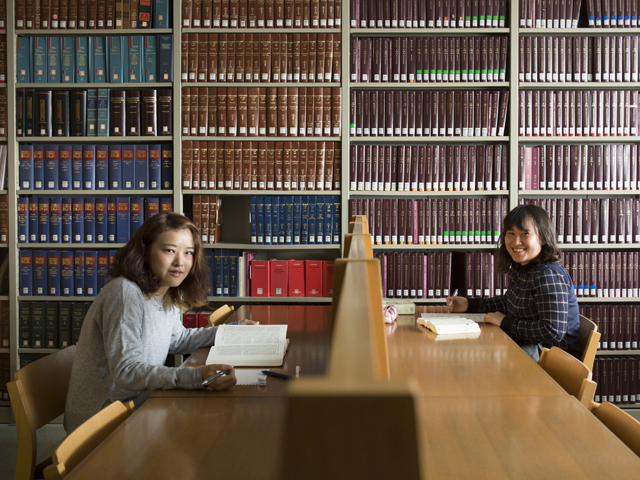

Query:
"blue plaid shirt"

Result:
[[468, 261, 581, 357]]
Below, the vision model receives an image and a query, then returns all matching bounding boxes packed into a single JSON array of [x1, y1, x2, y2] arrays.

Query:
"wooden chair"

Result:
[[591, 401, 640, 458], [43, 401, 136, 480], [578, 314, 601, 371], [538, 347, 597, 408], [207, 304, 236, 326], [7, 346, 77, 480]]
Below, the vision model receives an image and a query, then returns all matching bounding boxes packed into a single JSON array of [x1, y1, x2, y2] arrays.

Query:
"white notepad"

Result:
[[417, 317, 481, 335]]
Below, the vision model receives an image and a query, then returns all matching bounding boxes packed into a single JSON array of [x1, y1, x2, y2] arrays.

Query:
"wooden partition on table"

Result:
[[282, 217, 423, 480]]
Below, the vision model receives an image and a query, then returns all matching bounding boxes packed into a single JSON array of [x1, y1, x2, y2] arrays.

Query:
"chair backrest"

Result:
[[44, 401, 136, 480], [7, 346, 77, 480], [538, 347, 596, 408], [592, 402, 640, 458], [579, 314, 601, 371], [208, 305, 235, 326]]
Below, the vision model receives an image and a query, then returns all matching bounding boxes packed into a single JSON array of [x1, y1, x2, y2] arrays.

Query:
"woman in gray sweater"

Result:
[[64, 212, 253, 433]]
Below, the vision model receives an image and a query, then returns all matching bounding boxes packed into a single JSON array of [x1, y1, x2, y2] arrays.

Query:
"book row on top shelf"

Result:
[[521, 0, 640, 29]]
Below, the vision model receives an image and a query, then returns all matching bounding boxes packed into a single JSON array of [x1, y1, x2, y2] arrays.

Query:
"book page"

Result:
[[417, 317, 481, 335], [215, 324, 288, 346], [206, 343, 287, 367]]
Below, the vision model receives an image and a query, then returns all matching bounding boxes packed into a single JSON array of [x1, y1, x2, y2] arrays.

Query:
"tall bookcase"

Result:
[[1, 1, 640, 423]]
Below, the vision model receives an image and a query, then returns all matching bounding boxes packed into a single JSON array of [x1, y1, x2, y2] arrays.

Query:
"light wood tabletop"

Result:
[[65, 305, 640, 479]]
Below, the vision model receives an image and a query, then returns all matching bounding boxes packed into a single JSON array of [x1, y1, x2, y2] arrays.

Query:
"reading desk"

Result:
[[64, 305, 640, 479]]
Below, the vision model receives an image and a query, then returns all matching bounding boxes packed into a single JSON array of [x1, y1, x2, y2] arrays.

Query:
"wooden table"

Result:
[[65, 306, 640, 479]]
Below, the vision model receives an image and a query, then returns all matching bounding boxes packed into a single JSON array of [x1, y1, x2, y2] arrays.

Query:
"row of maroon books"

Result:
[[582, 305, 640, 351], [350, 89, 509, 138], [349, 143, 509, 193], [351, 36, 508, 84], [190, 195, 222, 244], [518, 144, 640, 191], [0, 353, 8, 402], [351, 0, 508, 28], [182, 0, 343, 28], [450, 252, 510, 298], [519, 36, 640, 83], [593, 357, 640, 406], [374, 251, 455, 299], [181, 33, 342, 83], [0, 301, 7, 349], [520, 198, 640, 246], [182, 140, 341, 191], [518, 90, 640, 137], [583, 0, 640, 28], [182, 87, 341, 138], [520, 0, 582, 28], [348, 198, 508, 246], [0, 37, 6, 83]]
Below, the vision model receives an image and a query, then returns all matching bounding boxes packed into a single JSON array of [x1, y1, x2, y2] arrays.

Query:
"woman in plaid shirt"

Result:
[[447, 204, 581, 362]]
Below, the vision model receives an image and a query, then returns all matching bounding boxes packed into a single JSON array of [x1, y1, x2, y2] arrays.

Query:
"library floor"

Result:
[[0, 423, 65, 480]]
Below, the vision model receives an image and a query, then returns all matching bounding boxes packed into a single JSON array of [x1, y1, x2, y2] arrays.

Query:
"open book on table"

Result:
[[417, 317, 481, 335], [205, 325, 289, 367]]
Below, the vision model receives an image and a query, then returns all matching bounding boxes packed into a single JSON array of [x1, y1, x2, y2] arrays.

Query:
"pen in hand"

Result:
[[449, 289, 459, 310], [202, 368, 233, 387]]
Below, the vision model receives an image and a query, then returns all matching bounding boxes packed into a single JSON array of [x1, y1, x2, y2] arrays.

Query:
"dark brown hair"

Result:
[[109, 212, 210, 310], [495, 204, 562, 273]]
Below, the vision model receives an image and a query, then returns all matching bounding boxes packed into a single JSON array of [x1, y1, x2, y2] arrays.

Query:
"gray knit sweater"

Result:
[[64, 277, 218, 433]]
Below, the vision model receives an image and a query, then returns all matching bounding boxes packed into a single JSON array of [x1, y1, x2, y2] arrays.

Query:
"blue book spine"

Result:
[[87, 36, 95, 82], [149, 144, 161, 189], [38, 197, 50, 243], [33, 250, 48, 296], [17, 36, 32, 83], [62, 198, 72, 243], [61, 37, 75, 83], [130, 198, 144, 236], [95, 145, 109, 190], [222, 249, 230, 296], [229, 249, 239, 297], [324, 198, 333, 244], [74, 251, 85, 296], [84, 251, 98, 296], [333, 195, 341, 244], [109, 145, 122, 189], [271, 196, 279, 245], [214, 249, 223, 296], [97, 252, 109, 293], [47, 251, 61, 296], [44, 145, 59, 190], [204, 250, 214, 296], [72, 198, 85, 243], [33, 36, 48, 83], [33, 145, 44, 190], [158, 35, 174, 82], [256, 196, 264, 244], [316, 196, 324, 244], [19, 145, 34, 190], [83, 145, 96, 190], [50, 198, 62, 243], [109, 36, 124, 83], [18, 198, 29, 243], [47, 37, 61, 83], [19, 251, 33, 296], [160, 197, 173, 213], [285, 197, 293, 244], [93, 37, 108, 83], [293, 196, 302, 244], [308, 197, 316, 244], [122, 145, 136, 190], [95, 198, 108, 243], [264, 196, 272, 245], [128, 36, 144, 82], [154, 0, 171, 28], [28, 198, 39, 243], [59, 145, 72, 189], [97, 88, 110, 136], [161, 145, 173, 189], [86, 89, 98, 137], [72, 145, 83, 189], [60, 251, 74, 296], [116, 197, 130, 242], [144, 36, 157, 82], [279, 196, 286, 244], [108, 199, 117, 242], [122, 38, 129, 82], [145, 198, 160, 219], [250, 196, 257, 244], [134, 145, 149, 189], [301, 196, 309, 244], [84, 198, 96, 243], [75, 37, 89, 83]]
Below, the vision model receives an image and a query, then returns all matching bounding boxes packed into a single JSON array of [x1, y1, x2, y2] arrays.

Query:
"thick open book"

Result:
[[205, 325, 289, 367], [417, 317, 481, 335]]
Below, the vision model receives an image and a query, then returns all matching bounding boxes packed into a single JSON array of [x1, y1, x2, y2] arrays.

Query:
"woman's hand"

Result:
[[484, 312, 505, 327], [446, 296, 469, 313], [202, 364, 237, 391], [239, 319, 259, 325]]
